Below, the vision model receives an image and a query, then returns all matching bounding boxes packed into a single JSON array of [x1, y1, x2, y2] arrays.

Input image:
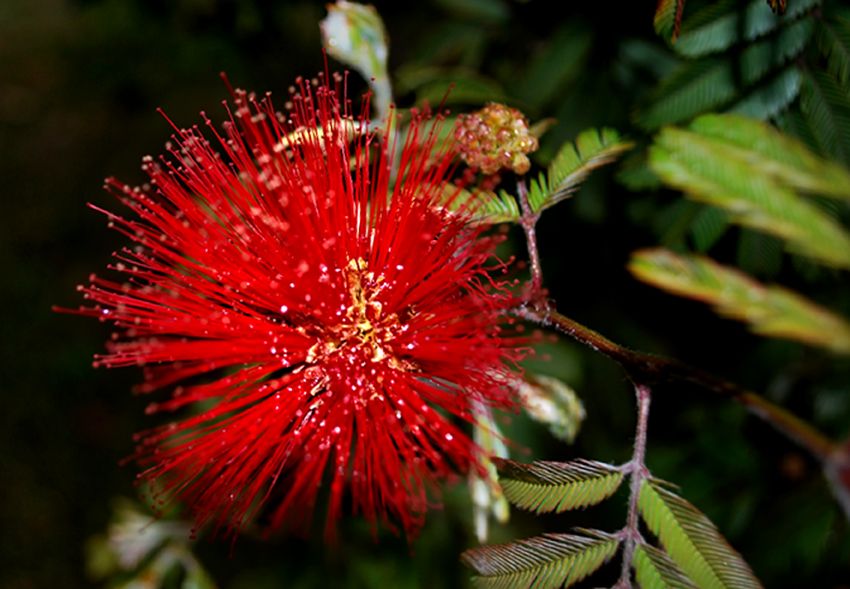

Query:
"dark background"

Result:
[[2, 0, 849, 587]]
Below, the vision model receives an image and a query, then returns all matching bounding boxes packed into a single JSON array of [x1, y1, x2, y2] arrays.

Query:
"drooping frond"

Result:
[[493, 458, 624, 514], [462, 530, 619, 589], [638, 479, 763, 589]]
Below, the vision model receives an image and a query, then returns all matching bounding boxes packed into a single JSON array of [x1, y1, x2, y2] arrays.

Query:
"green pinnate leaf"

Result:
[[633, 543, 698, 589], [816, 9, 850, 85], [673, 0, 818, 58], [639, 15, 813, 129], [728, 65, 801, 120], [462, 530, 619, 589], [638, 479, 763, 589], [493, 458, 624, 514], [440, 185, 520, 224], [527, 128, 633, 214], [800, 70, 850, 165], [650, 125, 850, 268]]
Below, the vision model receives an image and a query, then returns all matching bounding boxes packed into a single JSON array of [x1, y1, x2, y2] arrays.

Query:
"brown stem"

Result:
[[614, 382, 651, 589], [516, 180, 545, 302], [517, 305, 837, 461]]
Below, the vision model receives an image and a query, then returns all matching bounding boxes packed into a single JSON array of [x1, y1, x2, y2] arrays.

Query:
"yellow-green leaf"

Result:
[[689, 114, 850, 200], [638, 479, 763, 589], [629, 248, 850, 355], [651, 125, 850, 268], [494, 458, 624, 514], [633, 543, 699, 589], [462, 530, 619, 589]]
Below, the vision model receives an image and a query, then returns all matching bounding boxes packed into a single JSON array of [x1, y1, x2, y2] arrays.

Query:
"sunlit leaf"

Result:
[[687, 114, 850, 200], [462, 530, 619, 589], [650, 125, 850, 268], [630, 249, 850, 354], [493, 458, 624, 514], [638, 479, 763, 589]]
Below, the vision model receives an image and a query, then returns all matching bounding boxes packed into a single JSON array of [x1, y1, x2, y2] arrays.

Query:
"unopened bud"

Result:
[[455, 103, 539, 175]]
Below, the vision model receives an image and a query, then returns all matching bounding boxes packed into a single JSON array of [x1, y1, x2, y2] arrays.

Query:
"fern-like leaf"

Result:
[[526, 128, 633, 214], [462, 530, 619, 589], [816, 9, 850, 84], [650, 125, 850, 268], [800, 70, 850, 165], [689, 206, 728, 252], [493, 458, 624, 514], [673, 0, 817, 58], [440, 185, 521, 224], [633, 543, 699, 589], [638, 479, 763, 589], [640, 7, 815, 129], [629, 249, 850, 354], [655, 0, 687, 43], [728, 65, 802, 120]]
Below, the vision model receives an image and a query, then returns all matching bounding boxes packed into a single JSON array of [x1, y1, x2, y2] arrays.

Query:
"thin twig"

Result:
[[614, 382, 651, 589], [517, 305, 837, 461], [516, 179, 545, 304]]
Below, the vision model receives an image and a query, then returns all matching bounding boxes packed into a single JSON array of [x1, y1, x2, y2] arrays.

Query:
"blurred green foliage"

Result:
[[3, 0, 849, 587]]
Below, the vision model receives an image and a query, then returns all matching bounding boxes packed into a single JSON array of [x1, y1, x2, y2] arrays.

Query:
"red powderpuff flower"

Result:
[[70, 73, 521, 540]]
